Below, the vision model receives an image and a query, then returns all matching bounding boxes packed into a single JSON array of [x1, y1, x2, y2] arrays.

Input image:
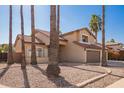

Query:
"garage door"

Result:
[[87, 50, 100, 63]]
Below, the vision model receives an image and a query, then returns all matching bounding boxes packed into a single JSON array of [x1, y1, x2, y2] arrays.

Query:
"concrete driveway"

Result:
[[106, 60, 124, 88], [107, 60, 124, 67]]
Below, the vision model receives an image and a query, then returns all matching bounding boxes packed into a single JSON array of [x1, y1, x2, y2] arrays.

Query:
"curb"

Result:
[[76, 67, 112, 88], [0, 84, 9, 88]]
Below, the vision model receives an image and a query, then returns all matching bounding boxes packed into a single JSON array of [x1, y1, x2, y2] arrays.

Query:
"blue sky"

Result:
[[0, 5, 124, 44]]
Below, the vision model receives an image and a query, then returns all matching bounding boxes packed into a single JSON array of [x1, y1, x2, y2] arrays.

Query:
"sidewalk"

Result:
[[107, 78, 124, 88]]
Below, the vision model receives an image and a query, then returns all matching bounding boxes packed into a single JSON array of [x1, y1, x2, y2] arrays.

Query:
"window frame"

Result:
[[81, 35, 88, 42], [37, 48, 43, 57]]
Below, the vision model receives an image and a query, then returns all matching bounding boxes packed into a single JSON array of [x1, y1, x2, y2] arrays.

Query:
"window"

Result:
[[27, 49, 31, 57], [44, 48, 48, 57], [37, 48, 42, 57], [42, 48, 45, 57], [27, 48, 48, 57], [82, 35, 88, 42]]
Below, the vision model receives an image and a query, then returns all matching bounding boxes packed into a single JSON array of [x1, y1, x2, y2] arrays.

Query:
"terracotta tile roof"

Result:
[[106, 44, 124, 52], [73, 41, 102, 49], [106, 42, 122, 46], [16, 34, 45, 45], [35, 29, 68, 41], [14, 29, 68, 47], [61, 27, 96, 39]]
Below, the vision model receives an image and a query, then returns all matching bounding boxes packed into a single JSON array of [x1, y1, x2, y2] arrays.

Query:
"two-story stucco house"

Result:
[[14, 27, 108, 64]]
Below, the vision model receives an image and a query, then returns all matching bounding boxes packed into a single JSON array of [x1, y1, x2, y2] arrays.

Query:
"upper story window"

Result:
[[82, 35, 88, 42]]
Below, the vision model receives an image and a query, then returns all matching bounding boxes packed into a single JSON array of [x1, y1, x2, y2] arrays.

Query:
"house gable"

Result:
[[14, 36, 22, 52], [35, 29, 68, 45], [35, 30, 50, 45], [14, 29, 68, 52], [62, 28, 96, 43]]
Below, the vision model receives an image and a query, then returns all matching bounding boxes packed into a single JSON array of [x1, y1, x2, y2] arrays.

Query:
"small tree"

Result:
[[1, 44, 9, 53], [110, 38, 115, 43]]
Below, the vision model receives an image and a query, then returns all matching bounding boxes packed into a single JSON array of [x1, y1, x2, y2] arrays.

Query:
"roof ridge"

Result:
[[35, 29, 50, 37], [18, 34, 31, 37], [61, 27, 96, 39], [35, 29, 49, 33]]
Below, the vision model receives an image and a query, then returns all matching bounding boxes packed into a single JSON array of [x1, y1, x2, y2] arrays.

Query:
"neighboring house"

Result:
[[14, 28, 108, 64], [106, 42, 124, 51], [106, 42, 124, 60]]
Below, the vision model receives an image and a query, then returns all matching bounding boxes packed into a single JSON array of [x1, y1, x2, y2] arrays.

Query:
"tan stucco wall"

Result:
[[77, 29, 96, 43], [14, 29, 107, 64], [14, 32, 66, 64], [24, 43, 48, 64], [59, 29, 97, 63], [14, 39, 22, 52], [15, 41, 49, 64], [60, 32, 86, 63], [60, 29, 108, 63]]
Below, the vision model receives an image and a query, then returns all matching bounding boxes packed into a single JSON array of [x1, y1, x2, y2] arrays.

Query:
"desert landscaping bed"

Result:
[[0, 63, 107, 88], [84, 62, 124, 88]]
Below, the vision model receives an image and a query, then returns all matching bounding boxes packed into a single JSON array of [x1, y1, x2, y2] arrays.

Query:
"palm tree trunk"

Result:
[[95, 31, 97, 43], [31, 5, 37, 65], [57, 5, 60, 35], [20, 5, 26, 69], [46, 5, 60, 78], [8, 5, 14, 65], [101, 5, 107, 66], [57, 5, 60, 62]]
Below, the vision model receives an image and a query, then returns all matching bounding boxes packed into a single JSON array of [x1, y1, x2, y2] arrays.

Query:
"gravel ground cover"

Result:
[[84, 62, 124, 88], [0, 63, 106, 88]]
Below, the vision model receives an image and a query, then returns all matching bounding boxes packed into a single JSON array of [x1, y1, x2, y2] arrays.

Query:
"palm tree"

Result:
[[57, 5, 62, 36], [56, 5, 62, 62], [8, 5, 14, 65], [89, 14, 102, 42], [57, 5, 60, 35], [46, 5, 60, 78], [31, 5, 37, 65], [20, 5, 26, 69], [101, 5, 107, 66]]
